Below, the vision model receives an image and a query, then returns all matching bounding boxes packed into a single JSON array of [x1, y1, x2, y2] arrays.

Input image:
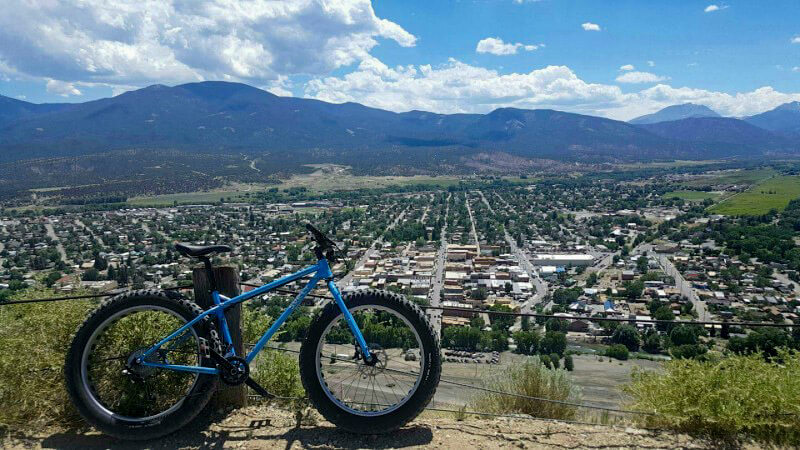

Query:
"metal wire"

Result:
[[0, 285, 191, 306], [252, 343, 657, 417]]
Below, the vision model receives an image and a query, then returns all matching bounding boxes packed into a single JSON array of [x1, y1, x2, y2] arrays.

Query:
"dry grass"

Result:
[[0, 289, 95, 429], [625, 351, 800, 446], [472, 356, 580, 420]]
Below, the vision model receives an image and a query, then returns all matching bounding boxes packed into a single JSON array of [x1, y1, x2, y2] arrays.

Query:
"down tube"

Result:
[[245, 275, 320, 364], [327, 280, 372, 359]]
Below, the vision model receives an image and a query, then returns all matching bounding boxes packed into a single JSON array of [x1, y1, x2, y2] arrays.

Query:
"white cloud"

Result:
[[0, 0, 416, 91], [615, 71, 670, 83], [582, 22, 601, 31], [704, 4, 721, 12], [306, 56, 800, 121], [46, 79, 81, 96], [606, 85, 800, 120], [792, 36, 800, 44], [619, 64, 635, 71], [306, 57, 624, 115], [476, 37, 540, 55], [647, 60, 655, 67]]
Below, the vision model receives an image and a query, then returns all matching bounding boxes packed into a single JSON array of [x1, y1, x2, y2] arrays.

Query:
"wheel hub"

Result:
[[357, 346, 387, 377], [125, 348, 157, 379]]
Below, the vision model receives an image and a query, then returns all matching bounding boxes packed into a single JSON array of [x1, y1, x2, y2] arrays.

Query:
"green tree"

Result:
[[653, 305, 676, 332], [612, 324, 641, 352], [539, 331, 567, 356], [669, 325, 698, 347], [82, 268, 101, 281], [545, 318, 569, 333], [513, 330, 540, 355], [93, 255, 108, 271], [43, 271, 62, 288]]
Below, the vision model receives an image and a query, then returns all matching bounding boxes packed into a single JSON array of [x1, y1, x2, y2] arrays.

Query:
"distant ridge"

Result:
[[0, 82, 797, 165], [629, 103, 721, 124], [744, 101, 800, 137]]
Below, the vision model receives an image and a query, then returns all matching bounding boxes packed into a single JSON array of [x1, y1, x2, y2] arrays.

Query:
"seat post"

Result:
[[199, 256, 218, 293]]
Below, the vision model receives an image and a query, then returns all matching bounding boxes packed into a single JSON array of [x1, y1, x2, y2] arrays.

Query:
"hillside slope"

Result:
[[638, 117, 793, 155], [3, 405, 712, 449], [745, 101, 800, 137]]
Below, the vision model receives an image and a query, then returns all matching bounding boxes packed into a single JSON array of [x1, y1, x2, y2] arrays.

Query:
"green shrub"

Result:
[[249, 349, 305, 399], [540, 354, 552, 369], [669, 343, 707, 359], [625, 351, 800, 446], [605, 344, 629, 360], [0, 289, 95, 429], [472, 357, 580, 420], [549, 353, 560, 369], [564, 355, 574, 371]]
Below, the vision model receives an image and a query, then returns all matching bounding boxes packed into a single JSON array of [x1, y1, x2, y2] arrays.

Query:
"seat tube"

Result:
[[212, 290, 235, 355], [327, 280, 371, 359]]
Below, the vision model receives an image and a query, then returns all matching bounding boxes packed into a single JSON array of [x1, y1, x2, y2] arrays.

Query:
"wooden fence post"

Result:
[[193, 264, 247, 409]]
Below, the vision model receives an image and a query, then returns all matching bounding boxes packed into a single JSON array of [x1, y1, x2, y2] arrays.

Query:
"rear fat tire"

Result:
[[64, 289, 219, 440], [299, 289, 441, 433]]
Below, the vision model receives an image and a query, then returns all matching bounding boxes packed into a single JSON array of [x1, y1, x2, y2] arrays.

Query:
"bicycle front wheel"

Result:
[[299, 289, 441, 433], [64, 290, 219, 440]]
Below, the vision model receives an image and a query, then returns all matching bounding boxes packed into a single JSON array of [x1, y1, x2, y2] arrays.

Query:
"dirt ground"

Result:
[[3, 405, 715, 449]]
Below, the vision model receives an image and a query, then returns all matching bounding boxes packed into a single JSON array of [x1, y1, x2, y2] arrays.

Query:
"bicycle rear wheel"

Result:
[[65, 290, 219, 440], [299, 289, 440, 433]]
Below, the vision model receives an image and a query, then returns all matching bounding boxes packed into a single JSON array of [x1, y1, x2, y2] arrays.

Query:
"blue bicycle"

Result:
[[65, 224, 441, 440]]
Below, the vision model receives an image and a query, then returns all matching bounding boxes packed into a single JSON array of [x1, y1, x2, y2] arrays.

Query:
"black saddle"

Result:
[[174, 242, 232, 258]]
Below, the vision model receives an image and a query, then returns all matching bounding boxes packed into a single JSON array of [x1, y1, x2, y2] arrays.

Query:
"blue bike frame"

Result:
[[139, 258, 371, 375]]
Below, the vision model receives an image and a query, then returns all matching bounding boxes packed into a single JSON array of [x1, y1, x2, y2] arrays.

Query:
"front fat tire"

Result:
[[64, 289, 219, 441], [299, 289, 441, 433]]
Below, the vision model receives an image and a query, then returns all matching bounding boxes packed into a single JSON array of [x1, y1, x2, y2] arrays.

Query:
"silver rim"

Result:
[[79, 305, 201, 423], [315, 305, 425, 416]]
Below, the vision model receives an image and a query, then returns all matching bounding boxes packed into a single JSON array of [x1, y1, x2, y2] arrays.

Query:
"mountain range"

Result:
[[1, 81, 799, 167]]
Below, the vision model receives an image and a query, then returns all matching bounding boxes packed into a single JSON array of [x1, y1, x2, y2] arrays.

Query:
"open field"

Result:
[[710, 175, 800, 215], [664, 190, 720, 201], [618, 159, 722, 170], [682, 168, 777, 187], [125, 165, 536, 206], [278, 164, 464, 192], [127, 182, 267, 206]]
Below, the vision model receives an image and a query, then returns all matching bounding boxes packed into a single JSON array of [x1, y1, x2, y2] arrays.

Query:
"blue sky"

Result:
[[1, 0, 799, 120]]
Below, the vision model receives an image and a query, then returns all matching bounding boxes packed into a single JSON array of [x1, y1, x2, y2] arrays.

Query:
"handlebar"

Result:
[[305, 223, 338, 261]]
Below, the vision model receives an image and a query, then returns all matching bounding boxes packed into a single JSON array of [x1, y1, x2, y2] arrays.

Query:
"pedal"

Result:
[[198, 338, 211, 359]]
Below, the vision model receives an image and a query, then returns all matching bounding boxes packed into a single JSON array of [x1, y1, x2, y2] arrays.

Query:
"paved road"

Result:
[[339, 206, 409, 288], [44, 220, 68, 263], [476, 190, 547, 314], [427, 193, 451, 337], [464, 193, 480, 253], [75, 218, 102, 246], [638, 243, 709, 320]]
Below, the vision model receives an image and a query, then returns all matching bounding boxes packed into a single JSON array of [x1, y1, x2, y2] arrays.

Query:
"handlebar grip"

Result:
[[305, 222, 331, 248]]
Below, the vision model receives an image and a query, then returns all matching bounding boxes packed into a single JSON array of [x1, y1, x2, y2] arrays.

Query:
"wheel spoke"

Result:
[[82, 306, 203, 421], [315, 304, 426, 416]]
